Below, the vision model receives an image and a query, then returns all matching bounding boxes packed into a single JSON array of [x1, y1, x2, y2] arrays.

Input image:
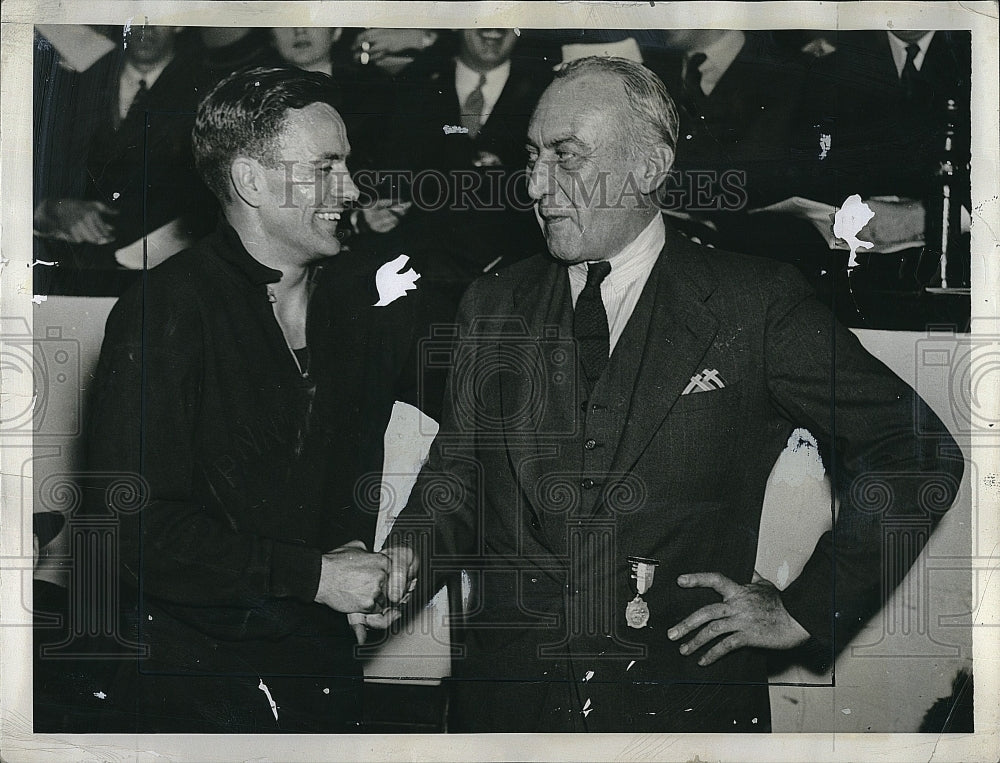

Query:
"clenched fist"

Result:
[[314, 540, 390, 614]]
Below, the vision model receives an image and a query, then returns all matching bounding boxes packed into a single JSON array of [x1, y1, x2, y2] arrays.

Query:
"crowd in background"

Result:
[[33, 25, 971, 326]]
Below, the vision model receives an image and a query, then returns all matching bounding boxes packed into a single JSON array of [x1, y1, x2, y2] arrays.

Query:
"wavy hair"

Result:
[[192, 66, 340, 201]]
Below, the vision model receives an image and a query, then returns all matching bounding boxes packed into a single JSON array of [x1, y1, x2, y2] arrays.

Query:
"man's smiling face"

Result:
[[459, 29, 517, 71], [257, 102, 360, 266]]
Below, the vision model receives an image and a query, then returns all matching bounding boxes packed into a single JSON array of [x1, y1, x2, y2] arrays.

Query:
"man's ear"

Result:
[[639, 145, 675, 195], [230, 157, 265, 208]]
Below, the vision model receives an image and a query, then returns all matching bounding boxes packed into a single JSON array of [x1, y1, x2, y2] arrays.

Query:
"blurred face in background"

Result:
[[272, 27, 343, 71], [658, 29, 728, 52], [124, 25, 181, 68], [890, 30, 931, 44], [458, 29, 517, 72]]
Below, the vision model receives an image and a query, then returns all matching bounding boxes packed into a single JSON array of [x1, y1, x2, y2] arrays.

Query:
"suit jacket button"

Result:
[[584, 438, 597, 450], [581, 478, 595, 490]]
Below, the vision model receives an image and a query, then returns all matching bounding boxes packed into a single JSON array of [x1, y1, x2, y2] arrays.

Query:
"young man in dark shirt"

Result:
[[84, 66, 429, 733]]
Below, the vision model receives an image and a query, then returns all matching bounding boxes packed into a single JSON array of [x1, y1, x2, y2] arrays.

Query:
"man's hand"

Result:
[[347, 609, 403, 644], [381, 544, 419, 606], [344, 545, 418, 643], [352, 29, 436, 64], [666, 572, 810, 666], [314, 540, 390, 614], [34, 199, 119, 245]]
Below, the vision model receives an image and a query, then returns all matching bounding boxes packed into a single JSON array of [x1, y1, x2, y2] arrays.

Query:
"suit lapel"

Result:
[[601, 226, 719, 495], [860, 31, 903, 91], [445, 64, 463, 124], [502, 258, 576, 502], [477, 62, 527, 131], [498, 229, 720, 521]]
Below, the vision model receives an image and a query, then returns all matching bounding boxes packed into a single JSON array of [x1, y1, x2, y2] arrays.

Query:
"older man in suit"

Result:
[[383, 56, 963, 733]]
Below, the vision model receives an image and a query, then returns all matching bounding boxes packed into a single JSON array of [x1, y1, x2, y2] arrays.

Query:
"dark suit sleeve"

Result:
[[387, 281, 488, 603], [762, 265, 963, 662], [391, 277, 460, 423], [86, 281, 321, 611]]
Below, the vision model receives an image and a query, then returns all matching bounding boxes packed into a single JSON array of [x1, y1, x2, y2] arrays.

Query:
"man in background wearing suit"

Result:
[[793, 30, 972, 285], [33, 25, 216, 282], [642, 30, 806, 247], [385, 28, 551, 303], [384, 56, 962, 732]]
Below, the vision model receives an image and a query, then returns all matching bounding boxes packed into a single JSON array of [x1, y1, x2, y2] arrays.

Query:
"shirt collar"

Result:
[[887, 31, 935, 76], [569, 214, 665, 290], [213, 220, 285, 286], [687, 30, 745, 96], [121, 58, 171, 90], [455, 57, 511, 102]]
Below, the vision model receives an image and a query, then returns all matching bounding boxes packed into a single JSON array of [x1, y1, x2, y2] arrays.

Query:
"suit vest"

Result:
[[545, 259, 663, 528]]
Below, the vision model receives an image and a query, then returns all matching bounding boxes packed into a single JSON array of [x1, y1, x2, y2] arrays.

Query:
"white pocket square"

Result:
[[682, 368, 726, 395]]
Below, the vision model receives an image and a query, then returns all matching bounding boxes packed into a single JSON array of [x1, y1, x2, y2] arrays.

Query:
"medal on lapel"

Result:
[[625, 556, 659, 629]]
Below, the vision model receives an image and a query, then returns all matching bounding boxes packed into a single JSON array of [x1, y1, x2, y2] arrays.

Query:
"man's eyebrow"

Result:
[[316, 151, 350, 162], [525, 135, 589, 151], [551, 136, 590, 152]]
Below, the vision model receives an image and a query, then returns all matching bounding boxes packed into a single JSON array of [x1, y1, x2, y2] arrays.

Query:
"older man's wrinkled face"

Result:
[[525, 74, 651, 264]]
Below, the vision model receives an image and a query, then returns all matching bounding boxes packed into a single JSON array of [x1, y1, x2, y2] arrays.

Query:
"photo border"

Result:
[[2, 1, 998, 760]]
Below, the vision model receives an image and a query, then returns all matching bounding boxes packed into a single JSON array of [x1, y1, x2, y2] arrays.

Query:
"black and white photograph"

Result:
[[1, 1, 997, 761]]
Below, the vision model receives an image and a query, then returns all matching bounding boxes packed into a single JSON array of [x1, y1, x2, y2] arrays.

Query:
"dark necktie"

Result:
[[121, 78, 149, 127], [461, 73, 487, 140], [900, 43, 920, 102], [574, 261, 612, 390], [683, 52, 708, 109]]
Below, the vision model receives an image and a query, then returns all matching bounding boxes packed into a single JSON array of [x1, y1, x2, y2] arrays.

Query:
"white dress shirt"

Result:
[[455, 57, 511, 127], [568, 214, 665, 354], [682, 30, 746, 97], [887, 31, 935, 76], [118, 59, 170, 121]]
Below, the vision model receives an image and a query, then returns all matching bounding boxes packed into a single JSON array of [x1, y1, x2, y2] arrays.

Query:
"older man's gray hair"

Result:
[[555, 56, 680, 157]]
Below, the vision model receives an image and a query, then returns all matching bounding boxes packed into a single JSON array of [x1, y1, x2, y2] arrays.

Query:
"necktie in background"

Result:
[[900, 43, 921, 102], [575, 261, 612, 390], [683, 52, 708, 111], [118, 78, 149, 129], [461, 73, 487, 140]]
